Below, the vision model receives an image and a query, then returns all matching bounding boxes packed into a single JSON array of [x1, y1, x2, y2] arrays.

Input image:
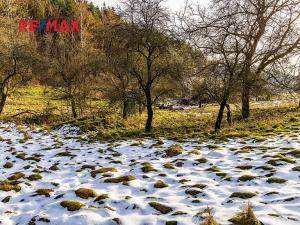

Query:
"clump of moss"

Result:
[[217, 172, 228, 178], [24, 156, 40, 162], [35, 189, 54, 197], [292, 166, 300, 172], [206, 144, 219, 149], [236, 165, 253, 170], [49, 165, 59, 171], [272, 153, 296, 163], [195, 158, 208, 163], [200, 207, 220, 225], [266, 159, 282, 166], [16, 153, 26, 160], [91, 168, 118, 178], [229, 203, 261, 225], [75, 188, 97, 199], [81, 165, 96, 170], [255, 165, 274, 171], [191, 184, 207, 189], [0, 180, 21, 192], [287, 149, 300, 158], [166, 221, 178, 225], [141, 163, 156, 173], [55, 151, 75, 157], [60, 200, 84, 211], [190, 149, 201, 155], [104, 175, 136, 183], [94, 194, 109, 202], [149, 202, 173, 214], [230, 192, 256, 199], [27, 174, 42, 181], [3, 162, 13, 169], [238, 175, 256, 182], [8, 172, 25, 181], [163, 163, 175, 169], [266, 177, 287, 184], [154, 180, 168, 188], [185, 189, 202, 197], [165, 144, 183, 157], [205, 166, 221, 173]]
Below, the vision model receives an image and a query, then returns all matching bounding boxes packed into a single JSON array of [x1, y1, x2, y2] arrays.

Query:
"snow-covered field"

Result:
[[0, 122, 299, 225]]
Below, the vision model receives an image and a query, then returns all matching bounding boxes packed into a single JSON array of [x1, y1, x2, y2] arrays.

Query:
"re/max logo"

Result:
[[18, 20, 80, 33]]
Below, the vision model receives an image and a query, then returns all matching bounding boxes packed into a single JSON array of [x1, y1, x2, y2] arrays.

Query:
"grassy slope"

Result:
[[1, 86, 300, 141]]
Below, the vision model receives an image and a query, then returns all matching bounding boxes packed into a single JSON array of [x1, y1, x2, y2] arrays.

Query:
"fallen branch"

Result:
[[11, 110, 39, 118]]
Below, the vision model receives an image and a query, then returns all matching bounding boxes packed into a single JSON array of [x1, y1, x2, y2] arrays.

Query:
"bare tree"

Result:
[[180, 0, 300, 121], [0, 0, 39, 114], [118, 0, 185, 132]]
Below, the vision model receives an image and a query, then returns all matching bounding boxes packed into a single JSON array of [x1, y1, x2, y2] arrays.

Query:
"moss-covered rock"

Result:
[[94, 194, 109, 202], [255, 165, 274, 171], [35, 189, 54, 197], [190, 149, 201, 155], [216, 172, 227, 178], [55, 151, 75, 157], [60, 200, 84, 211], [165, 144, 183, 157], [236, 165, 253, 170], [191, 184, 207, 189], [230, 192, 256, 199], [292, 166, 300, 172], [8, 172, 25, 181], [0, 181, 21, 192], [49, 165, 59, 171], [205, 166, 221, 172], [272, 153, 296, 163], [195, 158, 208, 163], [141, 163, 156, 173], [238, 175, 256, 182], [75, 188, 97, 199], [104, 175, 136, 183], [149, 202, 173, 214], [81, 165, 96, 170], [166, 221, 178, 225], [185, 189, 202, 197], [3, 162, 13, 169], [163, 163, 175, 169], [266, 177, 287, 184], [28, 174, 42, 181], [287, 149, 300, 158], [154, 180, 168, 188], [91, 168, 118, 178]]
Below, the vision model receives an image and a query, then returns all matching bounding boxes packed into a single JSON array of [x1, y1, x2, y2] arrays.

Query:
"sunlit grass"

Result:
[[1, 85, 300, 141]]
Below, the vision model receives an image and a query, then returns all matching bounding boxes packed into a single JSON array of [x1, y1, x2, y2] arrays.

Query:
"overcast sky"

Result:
[[90, 0, 210, 12]]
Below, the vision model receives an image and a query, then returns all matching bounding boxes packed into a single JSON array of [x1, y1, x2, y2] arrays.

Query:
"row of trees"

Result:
[[1, 0, 299, 132]]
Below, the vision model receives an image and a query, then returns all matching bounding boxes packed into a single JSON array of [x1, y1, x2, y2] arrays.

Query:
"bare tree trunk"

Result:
[[0, 86, 7, 114], [138, 103, 143, 115], [242, 83, 250, 119], [122, 100, 129, 119], [71, 96, 77, 119], [199, 101, 202, 108], [145, 89, 153, 133], [226, 103, 232, 126], [215, 98, 228, 132]]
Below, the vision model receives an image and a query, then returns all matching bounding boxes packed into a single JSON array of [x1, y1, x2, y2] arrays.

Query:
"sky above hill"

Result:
[[90, 0, 210, 11]]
